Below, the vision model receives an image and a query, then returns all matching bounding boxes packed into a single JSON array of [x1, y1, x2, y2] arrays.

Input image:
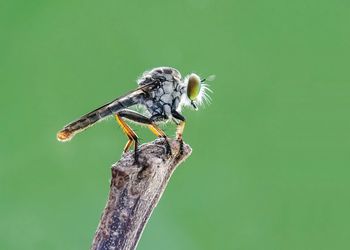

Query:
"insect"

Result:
[[57, 66, 212, 161]]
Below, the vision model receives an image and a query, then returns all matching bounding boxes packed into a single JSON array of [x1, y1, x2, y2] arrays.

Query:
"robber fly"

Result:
[[57, 66, 212, 160]]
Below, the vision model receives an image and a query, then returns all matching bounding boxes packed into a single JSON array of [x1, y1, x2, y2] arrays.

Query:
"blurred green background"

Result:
[[1, 0, 350, 249]]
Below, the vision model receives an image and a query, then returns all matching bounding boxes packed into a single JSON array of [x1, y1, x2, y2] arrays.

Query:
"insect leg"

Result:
[[171, 110, 186, 154], [115, 114, 139, 162], [147, 124, 172, 155], [118, 110, 172, 155]]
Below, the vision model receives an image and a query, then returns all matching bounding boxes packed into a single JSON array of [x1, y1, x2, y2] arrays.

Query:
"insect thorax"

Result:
[[138, 67, 185, 118]]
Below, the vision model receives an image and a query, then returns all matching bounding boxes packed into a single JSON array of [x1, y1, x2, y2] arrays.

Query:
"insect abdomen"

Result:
[[57, 109, 108, 142], [57, 98, 135, 142]]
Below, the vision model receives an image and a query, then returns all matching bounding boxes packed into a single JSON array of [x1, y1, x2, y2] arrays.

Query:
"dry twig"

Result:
[[91, 138, 192, 250]]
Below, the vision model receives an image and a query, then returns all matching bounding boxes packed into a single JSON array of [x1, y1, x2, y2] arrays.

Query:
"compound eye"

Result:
[[187, 74, 201, 101]]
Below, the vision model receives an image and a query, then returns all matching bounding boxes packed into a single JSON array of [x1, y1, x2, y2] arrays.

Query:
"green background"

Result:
[[1, 0, 349, 249]]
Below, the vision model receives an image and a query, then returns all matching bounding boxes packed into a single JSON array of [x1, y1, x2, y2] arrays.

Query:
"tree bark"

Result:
[[90, 138, 192, 250]]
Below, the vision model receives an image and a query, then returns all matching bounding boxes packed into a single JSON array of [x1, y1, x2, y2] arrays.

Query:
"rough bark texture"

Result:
[[90, 138, 192, 250]]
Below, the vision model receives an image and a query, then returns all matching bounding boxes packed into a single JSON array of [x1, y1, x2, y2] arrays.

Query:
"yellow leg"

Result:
[[176, 121, 185, 140], [148, 123, 172, 155], [148, 123, 166, 138], [175, 121, 185, 154], [115, 114, 138, 152], [123, 139, 133, 152]]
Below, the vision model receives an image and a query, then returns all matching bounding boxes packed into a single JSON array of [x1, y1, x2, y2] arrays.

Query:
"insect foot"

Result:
[[178, 138, 184, 155], [163, 137, 173, 156], [133, 150, 140, 166]]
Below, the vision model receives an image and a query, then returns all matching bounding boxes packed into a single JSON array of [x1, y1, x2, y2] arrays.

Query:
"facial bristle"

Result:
[[197, 83, 213, 106]]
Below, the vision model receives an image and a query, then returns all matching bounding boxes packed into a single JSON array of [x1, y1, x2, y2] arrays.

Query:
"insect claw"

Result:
[[158, 136, 172, 156], [166, 147, 173, 156]]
